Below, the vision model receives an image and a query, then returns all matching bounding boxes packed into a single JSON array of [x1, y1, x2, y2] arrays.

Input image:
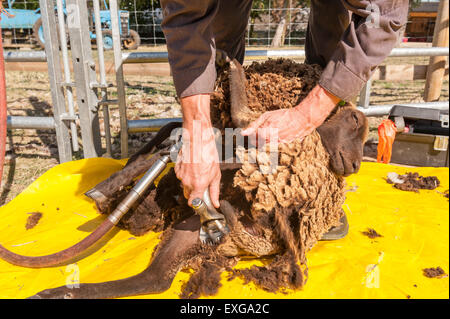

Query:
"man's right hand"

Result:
[[175, 94, 221, 208]]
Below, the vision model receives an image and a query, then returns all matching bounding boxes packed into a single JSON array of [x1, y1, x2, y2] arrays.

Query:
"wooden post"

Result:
[[424, 0, 449, 102]]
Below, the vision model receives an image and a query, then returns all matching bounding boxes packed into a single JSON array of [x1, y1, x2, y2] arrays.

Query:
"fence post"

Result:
[[66, 0, 102, 158], [39, 0, 72, 163], [424, 0, 449, 102], [56, 0, 79, 153], [109, 0, 129, 159], [359, 78, 372, 108], [93, 0, 113, 157]]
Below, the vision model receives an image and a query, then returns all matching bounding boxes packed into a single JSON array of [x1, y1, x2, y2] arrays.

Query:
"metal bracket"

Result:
[[60, 113, 79, 121], [98, 99, 119, 106], [90, 82, 113, 89], [61, 82, 76, 87], [439, 114, 449, 128]]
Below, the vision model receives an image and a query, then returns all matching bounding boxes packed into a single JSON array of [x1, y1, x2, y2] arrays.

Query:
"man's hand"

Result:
[[241, 85, 340, 144], [175, 136, 221, 208], [175, 94, 221, 208]]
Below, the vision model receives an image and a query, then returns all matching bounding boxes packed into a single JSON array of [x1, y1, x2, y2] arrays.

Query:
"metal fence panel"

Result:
[[38, 0, 72, 162], [66, 0, 102, 158]]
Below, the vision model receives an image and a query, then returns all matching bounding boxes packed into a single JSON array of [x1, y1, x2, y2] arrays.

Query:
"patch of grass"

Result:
[[1, 156, 59, 205]]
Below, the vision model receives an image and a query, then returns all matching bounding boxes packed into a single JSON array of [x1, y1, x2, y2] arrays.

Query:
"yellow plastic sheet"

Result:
[[0, 158, 448, 299]]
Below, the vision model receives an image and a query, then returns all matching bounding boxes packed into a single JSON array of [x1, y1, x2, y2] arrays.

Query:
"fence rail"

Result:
[[123, 101, 450, 133], [5, 46, 450, 63]]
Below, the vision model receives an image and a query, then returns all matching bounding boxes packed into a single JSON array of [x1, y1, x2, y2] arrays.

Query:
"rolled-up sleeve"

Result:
[[160, 0, 219, 98], [319, 0, 409, 101]]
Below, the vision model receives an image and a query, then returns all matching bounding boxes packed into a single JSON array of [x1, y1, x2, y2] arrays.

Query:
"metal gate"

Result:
[[5, 0, 123, 162]]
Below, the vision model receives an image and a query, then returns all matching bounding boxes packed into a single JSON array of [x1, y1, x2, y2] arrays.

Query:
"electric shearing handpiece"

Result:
[[192, 190, 230, 245]]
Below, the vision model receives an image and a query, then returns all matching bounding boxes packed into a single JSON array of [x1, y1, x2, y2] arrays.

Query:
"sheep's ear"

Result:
[[346, 102, 357, 109], [334, 101, 356, 117]]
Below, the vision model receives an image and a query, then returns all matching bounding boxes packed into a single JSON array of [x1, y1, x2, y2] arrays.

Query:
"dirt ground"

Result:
[[1, 50, 449, 205]]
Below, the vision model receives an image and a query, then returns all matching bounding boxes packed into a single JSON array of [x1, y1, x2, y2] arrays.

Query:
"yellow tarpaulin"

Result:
[[0, 159, 448, 299]]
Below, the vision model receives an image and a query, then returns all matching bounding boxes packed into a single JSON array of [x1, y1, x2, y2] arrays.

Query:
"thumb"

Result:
[[209, 177, 221, 208], [241, 126, 255, 137], [241, 115, 266, 136]]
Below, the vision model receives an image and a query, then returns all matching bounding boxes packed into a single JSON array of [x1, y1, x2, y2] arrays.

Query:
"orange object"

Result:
[[377, 119, 397, 164]]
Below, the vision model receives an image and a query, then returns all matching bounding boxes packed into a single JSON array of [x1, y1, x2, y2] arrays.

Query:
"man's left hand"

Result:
[[241, 84, 340, 145]]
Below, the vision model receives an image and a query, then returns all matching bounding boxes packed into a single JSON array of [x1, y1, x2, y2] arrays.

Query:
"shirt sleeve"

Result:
[[319, 0, 409, 102], [160, 0, 219, 98]]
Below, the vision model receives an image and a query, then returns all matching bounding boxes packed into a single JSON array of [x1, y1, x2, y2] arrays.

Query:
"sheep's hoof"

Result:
[[320, 213, 349, 241], [84, 188, 109, 212]]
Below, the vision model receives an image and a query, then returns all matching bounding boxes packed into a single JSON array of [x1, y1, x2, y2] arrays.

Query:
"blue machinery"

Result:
[[0, 0, 140, 50]]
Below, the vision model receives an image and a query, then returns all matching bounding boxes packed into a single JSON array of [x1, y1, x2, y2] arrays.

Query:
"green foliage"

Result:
[[3, 0, 40, 10]]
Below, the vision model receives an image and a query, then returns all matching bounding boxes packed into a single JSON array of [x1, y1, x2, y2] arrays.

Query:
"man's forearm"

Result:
[[293, 84, 341, 130], [177, 94, 221, 208], [181, 94, 212, 129], [296, 85, 341, 110], [180, 94, 215, 163]]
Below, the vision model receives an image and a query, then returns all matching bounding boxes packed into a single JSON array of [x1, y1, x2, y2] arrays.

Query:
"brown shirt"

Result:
[[161, 0, 409, 102]]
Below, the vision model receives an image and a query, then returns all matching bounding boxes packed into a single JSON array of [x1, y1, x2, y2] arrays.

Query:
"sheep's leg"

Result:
[[229, 59, 258, 128], [28, 214, 200, 299], [85, 154, 161, 213]]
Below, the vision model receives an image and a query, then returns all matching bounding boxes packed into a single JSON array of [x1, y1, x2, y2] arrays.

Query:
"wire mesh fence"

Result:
[[120, 1, 311, 47], [1, 0, 440, 50]]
